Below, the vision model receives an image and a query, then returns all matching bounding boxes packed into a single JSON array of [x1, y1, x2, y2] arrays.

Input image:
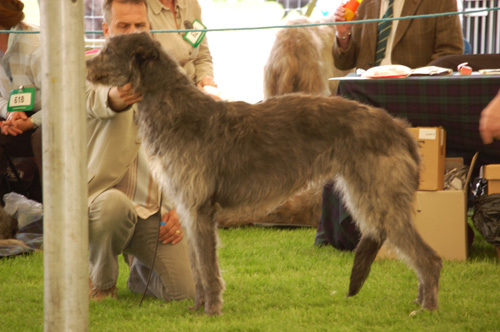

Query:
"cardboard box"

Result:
[[377, 153, 477, 261], [481, 164, 500, 194], [445, 157, 464, 173], [407, 127, 446, 191], [377, 190, 468, 261]]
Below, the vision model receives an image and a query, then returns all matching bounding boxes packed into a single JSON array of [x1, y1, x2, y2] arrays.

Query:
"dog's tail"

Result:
[[347, 235, 386, 297]]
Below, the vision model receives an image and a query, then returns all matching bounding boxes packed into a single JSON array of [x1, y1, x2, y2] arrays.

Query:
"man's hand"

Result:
[[479, 90, 500, 144], [334, 5, 356, 35], [334, 4, 356, 50], [197, 77, 222, 101], [108, 83, 143, 112], [1, 111, 33, 136], [159, 208, 183, 245], [196, 77, 217, 89]]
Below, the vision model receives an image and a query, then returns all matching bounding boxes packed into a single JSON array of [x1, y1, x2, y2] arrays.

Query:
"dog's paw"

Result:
[[204, 306, 222, 316], [409, 307, 437, 317], [189, 300, 205, 313], [409, 309, 424, 317]]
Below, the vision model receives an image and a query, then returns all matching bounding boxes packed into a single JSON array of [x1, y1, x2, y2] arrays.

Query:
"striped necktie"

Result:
[[374, 0, 394, 66]]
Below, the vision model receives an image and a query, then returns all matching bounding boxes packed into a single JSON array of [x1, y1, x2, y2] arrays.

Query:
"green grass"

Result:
[[1, 223, 499, 332]]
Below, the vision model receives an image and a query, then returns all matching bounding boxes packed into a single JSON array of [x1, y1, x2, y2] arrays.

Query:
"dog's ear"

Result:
[[134, 42, 160, 66], [129, 37, 160, 91]]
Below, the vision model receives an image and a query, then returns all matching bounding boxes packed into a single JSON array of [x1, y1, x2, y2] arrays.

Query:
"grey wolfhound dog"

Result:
[[86, 33, 442, 316]]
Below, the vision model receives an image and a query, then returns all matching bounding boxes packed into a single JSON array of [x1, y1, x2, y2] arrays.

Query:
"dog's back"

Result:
[[204, 95, 420, 216]]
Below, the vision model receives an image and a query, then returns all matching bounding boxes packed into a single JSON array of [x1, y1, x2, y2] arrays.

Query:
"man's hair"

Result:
[[102, 0, 148, 24]]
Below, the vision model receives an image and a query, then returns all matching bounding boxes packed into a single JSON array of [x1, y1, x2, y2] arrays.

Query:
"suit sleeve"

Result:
[[429, 0, 464, 63]]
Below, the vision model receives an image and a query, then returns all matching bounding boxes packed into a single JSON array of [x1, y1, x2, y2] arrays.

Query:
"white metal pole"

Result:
[[40, 0, 88, 331]]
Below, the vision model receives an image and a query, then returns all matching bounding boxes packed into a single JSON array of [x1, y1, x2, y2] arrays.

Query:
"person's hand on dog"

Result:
[[108, 83, 143, 112], [197, 77, 217, 89], [197, 77, 222, 101], [159, 208, 183, 245]]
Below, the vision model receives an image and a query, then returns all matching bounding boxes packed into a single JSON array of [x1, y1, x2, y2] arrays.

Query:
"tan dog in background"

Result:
[[264, 16, 352, 98], [233, 16, 353, 229]]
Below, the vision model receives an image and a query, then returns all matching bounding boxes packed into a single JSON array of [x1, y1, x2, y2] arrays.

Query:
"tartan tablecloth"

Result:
[[338, 74, 500, 167]]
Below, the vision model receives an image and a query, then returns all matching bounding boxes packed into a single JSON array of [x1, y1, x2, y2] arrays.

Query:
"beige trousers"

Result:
[[88, 188, 195, 301]]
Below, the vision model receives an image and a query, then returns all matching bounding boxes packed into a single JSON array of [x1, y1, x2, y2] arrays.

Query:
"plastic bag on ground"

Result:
[[472, 192, 500, 248], [3, 192, 43, 229]]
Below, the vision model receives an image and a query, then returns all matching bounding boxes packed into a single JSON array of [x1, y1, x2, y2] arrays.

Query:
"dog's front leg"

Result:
[[187, 237, 206, 312], [186, 204, 225, 315]]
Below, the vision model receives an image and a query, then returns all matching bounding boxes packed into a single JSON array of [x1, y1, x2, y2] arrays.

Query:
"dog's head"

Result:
[[86, 32, 161, 89]]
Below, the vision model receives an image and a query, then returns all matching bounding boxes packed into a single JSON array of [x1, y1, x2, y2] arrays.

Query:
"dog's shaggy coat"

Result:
[[86, 33, 442, 316]]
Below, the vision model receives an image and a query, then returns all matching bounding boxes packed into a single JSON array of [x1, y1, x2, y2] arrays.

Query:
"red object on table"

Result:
[[458, 62, 473, 75]]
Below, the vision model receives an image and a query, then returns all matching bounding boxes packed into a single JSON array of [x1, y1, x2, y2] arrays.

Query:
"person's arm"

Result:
[[188, 0, 215, 85], [331, 3, 358, 70], [429, 0, 464, 62], [29, 46, 43, 128], [107, 83, 143, 112], [86, 81, 141, 119], [479, 90, 500, 144], [334, 5, 356, 50]]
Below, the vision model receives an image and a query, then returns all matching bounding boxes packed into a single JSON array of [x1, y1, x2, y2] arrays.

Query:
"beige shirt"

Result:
[[114, 145, 161, 219], [86, 81, 140, 206], [147, 0, 214, 84]]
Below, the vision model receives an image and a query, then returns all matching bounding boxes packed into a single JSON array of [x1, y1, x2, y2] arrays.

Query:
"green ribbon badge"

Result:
[[7, 86, 36, 112]]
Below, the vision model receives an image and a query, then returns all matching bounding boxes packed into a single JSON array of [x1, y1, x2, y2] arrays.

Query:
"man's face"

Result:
[[102, 2, 150, 38]]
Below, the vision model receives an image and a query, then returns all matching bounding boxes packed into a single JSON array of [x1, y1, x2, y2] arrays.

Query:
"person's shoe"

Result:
[[89, 278, 118, 301]]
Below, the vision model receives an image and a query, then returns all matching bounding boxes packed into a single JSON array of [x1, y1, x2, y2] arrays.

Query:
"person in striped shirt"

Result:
[[0, 0, 42, 191]]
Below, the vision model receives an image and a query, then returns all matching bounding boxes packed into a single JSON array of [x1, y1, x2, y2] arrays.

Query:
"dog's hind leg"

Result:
[[388, 222, 442, 313], [347, 234, 386, 297], [185, 203, 225, 316]]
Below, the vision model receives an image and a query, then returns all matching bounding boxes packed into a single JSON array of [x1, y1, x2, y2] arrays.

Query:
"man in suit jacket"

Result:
[[86, 0, 195, 301], [333, 0, 464, 70]]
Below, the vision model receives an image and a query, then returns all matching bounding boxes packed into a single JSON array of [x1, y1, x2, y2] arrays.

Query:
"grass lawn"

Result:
[[1, 222, 499, 331], [8, 1, 499, 330]]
